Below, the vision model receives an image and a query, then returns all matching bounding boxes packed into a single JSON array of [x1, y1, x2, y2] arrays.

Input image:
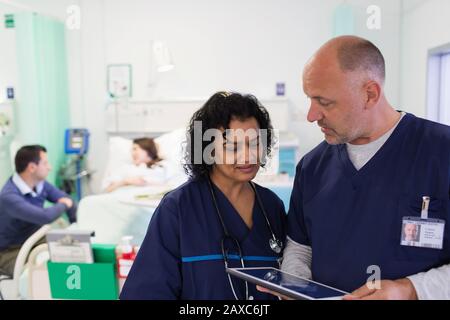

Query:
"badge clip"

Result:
[[421, 196, 430, 220]]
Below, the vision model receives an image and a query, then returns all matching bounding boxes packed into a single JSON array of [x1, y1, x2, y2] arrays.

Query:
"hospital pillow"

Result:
[[154, 128, 187, 180], [153, 128, 186, 164], [101, 137, 133, 190], [107, 136, 134, 167]]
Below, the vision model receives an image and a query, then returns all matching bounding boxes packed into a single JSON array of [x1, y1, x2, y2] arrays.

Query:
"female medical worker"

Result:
[[120, 92, 286, 300]]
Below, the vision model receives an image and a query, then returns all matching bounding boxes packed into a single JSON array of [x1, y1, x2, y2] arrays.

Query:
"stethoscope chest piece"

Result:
[[208, 177, 283, 300], [269, 238, 283, 254]]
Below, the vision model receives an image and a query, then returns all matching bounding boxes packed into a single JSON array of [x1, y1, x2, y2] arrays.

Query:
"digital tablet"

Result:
[[226, 267, 348, 300]]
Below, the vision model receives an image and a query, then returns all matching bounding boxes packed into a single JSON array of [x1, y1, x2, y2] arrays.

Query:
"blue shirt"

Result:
[[0, 175, 77, 251], [120, 178, 286, 300], [287, 113, 450, 293]]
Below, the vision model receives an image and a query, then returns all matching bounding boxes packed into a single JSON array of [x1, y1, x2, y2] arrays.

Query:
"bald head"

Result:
[[310, 36, 386, 84], [303, 36, 396, 146]]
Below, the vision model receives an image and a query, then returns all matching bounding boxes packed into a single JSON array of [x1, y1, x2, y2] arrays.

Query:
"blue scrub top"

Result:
[[287, 113, 450, 293], [120, 178, 286, 300]]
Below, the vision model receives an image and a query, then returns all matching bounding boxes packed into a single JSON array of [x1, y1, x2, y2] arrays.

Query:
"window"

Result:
[[427, 46, 450, 126]]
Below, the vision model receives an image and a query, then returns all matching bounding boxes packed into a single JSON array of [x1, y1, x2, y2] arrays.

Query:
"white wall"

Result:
[[400, 0, 450, 117], [75, 0, 404, 192], [71, 0, 343, 192], [0, 4, 18, 102]]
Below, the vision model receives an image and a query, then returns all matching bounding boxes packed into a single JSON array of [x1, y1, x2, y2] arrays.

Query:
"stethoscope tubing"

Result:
[[206, 176, 283, 300]]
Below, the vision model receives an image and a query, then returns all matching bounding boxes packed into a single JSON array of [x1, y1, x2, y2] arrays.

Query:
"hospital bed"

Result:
[[77, 187, 163, 245], [76, 128, 188, 246]]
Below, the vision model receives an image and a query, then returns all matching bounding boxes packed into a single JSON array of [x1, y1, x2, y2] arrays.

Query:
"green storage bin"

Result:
[[47, 244, 118, 300]]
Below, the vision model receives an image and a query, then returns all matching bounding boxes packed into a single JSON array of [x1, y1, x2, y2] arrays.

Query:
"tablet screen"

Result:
[[228, 268, 347, 299]]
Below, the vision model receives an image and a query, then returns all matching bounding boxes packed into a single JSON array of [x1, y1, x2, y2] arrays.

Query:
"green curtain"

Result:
[[333, 4, 355, 37], [15, 12, 70, 185]]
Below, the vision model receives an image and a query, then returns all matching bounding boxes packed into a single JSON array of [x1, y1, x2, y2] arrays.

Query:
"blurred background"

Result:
[[0, 0, 448, 194]]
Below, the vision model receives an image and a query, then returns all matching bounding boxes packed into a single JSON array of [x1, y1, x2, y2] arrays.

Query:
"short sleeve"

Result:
[[287, 159, 311, 246]]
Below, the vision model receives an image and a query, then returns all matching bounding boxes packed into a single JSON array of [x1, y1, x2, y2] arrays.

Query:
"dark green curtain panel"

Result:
[[15, 12, 70, 184]]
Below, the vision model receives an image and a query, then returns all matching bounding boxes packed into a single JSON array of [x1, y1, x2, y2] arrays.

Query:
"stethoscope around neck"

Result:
[[206, 177, 283, 300]]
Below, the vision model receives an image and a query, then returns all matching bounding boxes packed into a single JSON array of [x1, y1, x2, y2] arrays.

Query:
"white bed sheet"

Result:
[[76, 186, 164, 246]]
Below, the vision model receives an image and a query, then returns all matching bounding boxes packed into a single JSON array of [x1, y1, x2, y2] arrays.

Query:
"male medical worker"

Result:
[[279, 36, 450, 300], [0, 145, 77, 277]]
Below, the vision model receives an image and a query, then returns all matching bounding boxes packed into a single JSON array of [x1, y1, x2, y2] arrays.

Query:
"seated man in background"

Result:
[[0, 145, 77, 277]]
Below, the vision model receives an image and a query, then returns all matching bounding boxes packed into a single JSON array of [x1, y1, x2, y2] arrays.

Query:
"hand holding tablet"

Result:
[[226, 267, 348, 300]]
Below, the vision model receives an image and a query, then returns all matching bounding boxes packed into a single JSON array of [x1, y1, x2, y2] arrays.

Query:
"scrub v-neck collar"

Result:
[[337, 113, 413, 184], [209, 180, 260, 243]]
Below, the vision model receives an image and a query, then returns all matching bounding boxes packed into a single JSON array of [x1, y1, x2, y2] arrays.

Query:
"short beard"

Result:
[[325, 135, 348, 145], [326, 126, 365, 145]]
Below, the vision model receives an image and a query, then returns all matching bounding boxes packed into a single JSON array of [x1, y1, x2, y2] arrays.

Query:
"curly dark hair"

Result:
[[183, 92, 274, 180]]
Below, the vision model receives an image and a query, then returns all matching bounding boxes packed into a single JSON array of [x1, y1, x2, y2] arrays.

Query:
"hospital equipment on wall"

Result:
[[104, 98, 298, 207], [59, 128, 93, 201], [105, 98, 290, 136], [0, 101, 15, 184], [65, 128, 89, 155], [277, 133, 299, 178], [0, 103, 13, 136], [104, 98, 298, 173], [207, 177, 283, 300]]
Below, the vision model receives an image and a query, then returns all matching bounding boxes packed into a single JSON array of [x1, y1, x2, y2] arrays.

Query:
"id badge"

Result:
[[401, 217, 445, 250]]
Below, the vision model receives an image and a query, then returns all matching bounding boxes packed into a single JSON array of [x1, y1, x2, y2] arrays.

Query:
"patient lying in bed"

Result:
[[102, 137, 167, 193], [77, 129, 188, 245]]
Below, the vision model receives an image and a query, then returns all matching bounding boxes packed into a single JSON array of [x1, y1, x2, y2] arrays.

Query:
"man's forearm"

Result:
[[408, 264, 450, 300], [67, 203, 78, 223], [281, 237, 450, 300], [281, 236, 312, 279]]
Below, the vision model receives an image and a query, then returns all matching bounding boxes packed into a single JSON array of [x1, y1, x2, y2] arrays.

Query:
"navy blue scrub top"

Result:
[[287, 113, 450, 293], [120, 178, 286, 300]]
